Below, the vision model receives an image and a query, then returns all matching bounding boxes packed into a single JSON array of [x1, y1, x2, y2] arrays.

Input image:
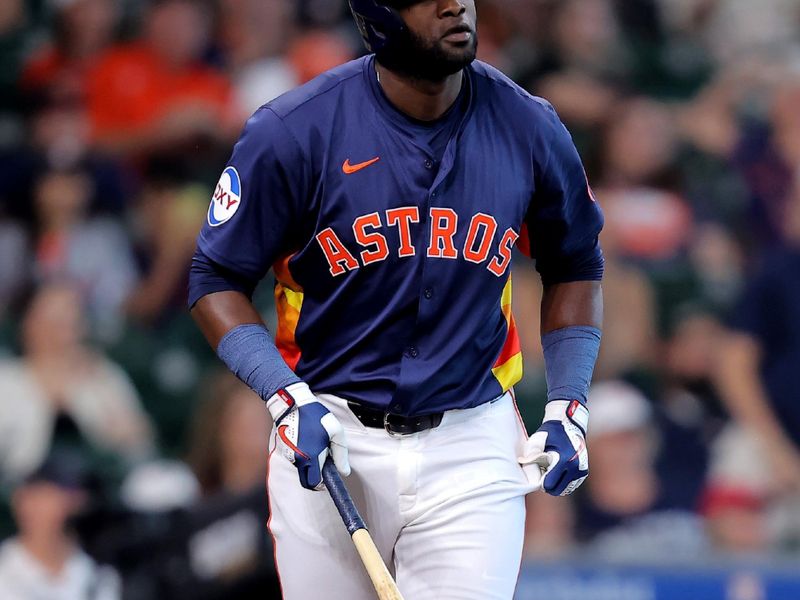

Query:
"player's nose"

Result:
[[438, 0, 466, 19]]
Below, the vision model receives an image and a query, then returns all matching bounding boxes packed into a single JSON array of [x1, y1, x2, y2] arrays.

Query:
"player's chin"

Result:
[[434, 40, 478, 71]]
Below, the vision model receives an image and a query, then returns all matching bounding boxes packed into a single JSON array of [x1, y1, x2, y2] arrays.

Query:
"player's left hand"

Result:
[[268, 382, 350, 491], [519, 400, 589, 496]]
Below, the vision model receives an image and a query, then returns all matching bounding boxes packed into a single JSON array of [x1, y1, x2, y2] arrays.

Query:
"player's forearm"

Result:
[[191, 290, 265, 349], [192, 290, 302, 402], [539, 281, 603, 405], [540, 281, 603, 333]]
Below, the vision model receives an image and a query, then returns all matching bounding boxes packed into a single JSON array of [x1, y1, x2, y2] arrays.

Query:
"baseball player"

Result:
[[189, 1, 603, 598]]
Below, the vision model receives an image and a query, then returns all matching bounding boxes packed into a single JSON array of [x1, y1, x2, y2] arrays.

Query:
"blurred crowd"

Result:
[[1, 0, 800, 597]]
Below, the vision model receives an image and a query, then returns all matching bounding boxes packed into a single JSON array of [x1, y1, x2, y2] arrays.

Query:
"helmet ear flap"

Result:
[[366, 21, 390, 47], [348, 0, 407, 54], [351, 11, 388, 48]]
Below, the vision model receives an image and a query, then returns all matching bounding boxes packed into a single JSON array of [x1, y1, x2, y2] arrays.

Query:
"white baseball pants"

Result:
[[266, 391, 535, 599]]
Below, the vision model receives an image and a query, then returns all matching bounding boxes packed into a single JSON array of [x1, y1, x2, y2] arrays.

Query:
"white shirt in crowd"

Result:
[[0, 358, 154, 481], [0, 539, 121, 600]]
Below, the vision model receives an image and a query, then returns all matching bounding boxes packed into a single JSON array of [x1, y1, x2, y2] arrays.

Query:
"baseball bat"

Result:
[[322, 458, 404, 600]]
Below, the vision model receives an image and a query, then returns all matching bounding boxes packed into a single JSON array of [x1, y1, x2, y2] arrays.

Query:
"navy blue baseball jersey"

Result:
[[196, 56, 604, 416]]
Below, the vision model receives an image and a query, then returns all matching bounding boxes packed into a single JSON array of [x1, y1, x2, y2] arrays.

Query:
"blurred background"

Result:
[[1, 0, 800, 598]]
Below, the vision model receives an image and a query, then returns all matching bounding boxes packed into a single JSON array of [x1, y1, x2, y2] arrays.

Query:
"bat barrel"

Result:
[[322, 458, 366, 535]]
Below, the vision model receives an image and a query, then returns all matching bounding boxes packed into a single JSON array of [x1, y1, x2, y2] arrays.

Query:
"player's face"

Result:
[[382, 0, 478, 81]]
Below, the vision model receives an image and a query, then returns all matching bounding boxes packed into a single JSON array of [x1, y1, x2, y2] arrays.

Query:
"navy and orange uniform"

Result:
[[192, 56, 604, 417]]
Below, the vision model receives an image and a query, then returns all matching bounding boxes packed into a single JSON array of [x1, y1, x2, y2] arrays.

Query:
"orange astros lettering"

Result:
[[343, 157, 380, 174], [316, 206, 519, 278]]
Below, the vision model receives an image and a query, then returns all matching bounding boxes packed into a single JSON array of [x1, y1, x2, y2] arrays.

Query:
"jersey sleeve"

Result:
[[526, 101, 604, 285], [197, 107, 309, 280], [187, 247, 260, 308]]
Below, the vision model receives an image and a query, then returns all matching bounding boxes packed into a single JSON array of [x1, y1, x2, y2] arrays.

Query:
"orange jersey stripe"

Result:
[[493, 314, 521, 367], [273, 254, 304, 371], [273, 253, 301, 291], [492, 275, 524, 391]]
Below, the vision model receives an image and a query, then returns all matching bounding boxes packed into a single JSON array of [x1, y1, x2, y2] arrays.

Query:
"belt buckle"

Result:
[[383, 412, 406, 437]]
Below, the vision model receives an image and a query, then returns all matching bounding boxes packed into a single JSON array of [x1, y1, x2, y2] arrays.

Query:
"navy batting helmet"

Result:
[[348, 0, 409, 54]]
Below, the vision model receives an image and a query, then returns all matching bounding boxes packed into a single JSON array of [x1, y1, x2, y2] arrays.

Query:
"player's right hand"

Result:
[[267, 382, 350, 490], [519, 400, 589, 496]]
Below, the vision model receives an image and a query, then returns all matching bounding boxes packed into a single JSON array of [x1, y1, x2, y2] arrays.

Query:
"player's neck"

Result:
[[376, 63, 463, 122]]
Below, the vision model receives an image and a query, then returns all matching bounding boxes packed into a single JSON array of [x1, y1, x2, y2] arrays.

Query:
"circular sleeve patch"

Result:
[[207, 167, 242, 227]]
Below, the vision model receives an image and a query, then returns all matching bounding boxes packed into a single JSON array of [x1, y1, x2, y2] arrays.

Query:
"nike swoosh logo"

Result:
[[342, 156, 380, 174], [278, 425, 309, 460], [569, 438, 586, 463]]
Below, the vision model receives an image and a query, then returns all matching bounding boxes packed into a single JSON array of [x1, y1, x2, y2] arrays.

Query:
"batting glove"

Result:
[[267, 382, 350, 490], [519, 400, 589, 496]]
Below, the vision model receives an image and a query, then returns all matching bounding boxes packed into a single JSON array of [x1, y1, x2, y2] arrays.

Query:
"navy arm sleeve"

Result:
[[187, 248, 260, 309], [196, 107, 310, 285], [527, 101, 605, 285]]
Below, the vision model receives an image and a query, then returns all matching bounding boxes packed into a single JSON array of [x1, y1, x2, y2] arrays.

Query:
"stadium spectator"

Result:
[[124, 163, 206, 324], [0, 453, 121, 599], [700, 0, 800, 66], [286, 29, 355, 84], [656, 309, 727, 509], [576, 381, 708, 560], [0, 220, 28, 319], [732, 78, 800, 248], [591, 199, 659, 380], [0, 0, 30, 114], [177, 372, 278, 598], [218, 0, 297, 116], [679, 63, 800, 248], [0, 282, 154, 482], [702, 424, 775, 555], [686, 222, 745, 311], [85, 0, 239, 158], [523, 491, 577, 559], [188, 372, 270, 496], [701, 482, 771, 555], [32, 165, 137, 338], [464, 0, 548, 79], [716, 180, 800, 492], [20, 0, 119, 106], [88, 374, 279, 599], [594, 99, 693, 264], [0, 98, 131, 243], [532, 0, 623, 130], [600, 98, 679, 190]]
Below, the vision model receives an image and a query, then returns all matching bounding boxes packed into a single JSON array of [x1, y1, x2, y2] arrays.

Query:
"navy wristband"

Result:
[[216, 324, 301, 401], [542, 325, 601, 405]]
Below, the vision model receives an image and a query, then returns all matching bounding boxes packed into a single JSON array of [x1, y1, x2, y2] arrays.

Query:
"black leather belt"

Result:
[[347, 401, 444, 435]]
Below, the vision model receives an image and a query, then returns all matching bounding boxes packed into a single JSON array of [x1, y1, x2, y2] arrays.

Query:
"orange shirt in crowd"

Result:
[[21, 47, 94, 103], [85, 43, 236, 142]]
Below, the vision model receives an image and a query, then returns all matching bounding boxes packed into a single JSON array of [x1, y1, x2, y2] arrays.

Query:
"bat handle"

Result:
[[322, 458, 366, 535], [322, 458, 405, 600]]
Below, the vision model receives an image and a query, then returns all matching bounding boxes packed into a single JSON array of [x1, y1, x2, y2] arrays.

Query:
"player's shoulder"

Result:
[[469, 60, 560, 125], [238, 57, 368, 149], [264, 57, 368, 121]]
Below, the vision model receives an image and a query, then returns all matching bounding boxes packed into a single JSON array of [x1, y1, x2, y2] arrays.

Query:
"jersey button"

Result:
[[424, 288, 433, 299], [424, 159, 433, 169], [407, 347, 419, 358]]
